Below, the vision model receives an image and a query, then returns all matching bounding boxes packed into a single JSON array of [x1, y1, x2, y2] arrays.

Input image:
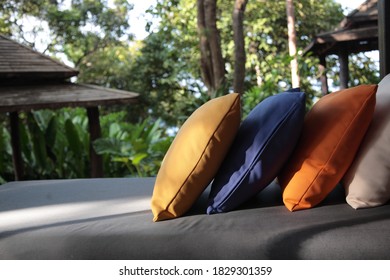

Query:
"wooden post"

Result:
[[319, 55, 329, 95], [378, 0, 390, 78], [339, 50, 349, 89], [87, 106, 103, 178], [9, 111, 24, 181]]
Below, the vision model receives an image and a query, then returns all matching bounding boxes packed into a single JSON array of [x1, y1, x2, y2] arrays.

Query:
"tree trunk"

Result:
[[197, 0, 213, 92], [286, 0, 300, 88], [197, 0, 225, 96], [233, 0, 248, 94]]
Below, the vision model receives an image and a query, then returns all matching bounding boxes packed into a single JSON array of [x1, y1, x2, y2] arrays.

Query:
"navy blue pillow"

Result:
[[207, 90, 306, 214]]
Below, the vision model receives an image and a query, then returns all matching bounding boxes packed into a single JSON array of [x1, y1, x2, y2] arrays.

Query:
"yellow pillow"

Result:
[[151, 93, 241, 221]]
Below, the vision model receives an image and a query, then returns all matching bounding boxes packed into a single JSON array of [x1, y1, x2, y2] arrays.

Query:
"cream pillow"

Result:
[[343, 75, 390, 209]]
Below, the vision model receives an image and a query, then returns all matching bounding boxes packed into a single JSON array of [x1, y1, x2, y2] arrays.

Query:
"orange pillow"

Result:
[[151, 93, 241, 221], [279, 85, 377, 211]]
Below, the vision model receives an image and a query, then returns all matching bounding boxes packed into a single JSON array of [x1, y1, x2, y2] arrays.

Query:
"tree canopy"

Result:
[[0, 0, 133, 64], [0, 0, 381, 181], [0, 0, 364, 120]]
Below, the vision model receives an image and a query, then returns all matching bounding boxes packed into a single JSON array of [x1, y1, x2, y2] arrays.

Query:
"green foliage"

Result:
[[348, 53, 381, 86], [2, 0, 367, 127], [1, 0, 133, 66], [243, 0, 343, 96], [143, 0, 346, 115], [0, 125, 12, 183], [0, 109, 172, 181], [148, 0, 200, 79], [124, 31, 207, 126], [15, 109, 90, 179], [93, 116, 172, 177], [242, 82, 279, 118], [326, 52, 381, 89]]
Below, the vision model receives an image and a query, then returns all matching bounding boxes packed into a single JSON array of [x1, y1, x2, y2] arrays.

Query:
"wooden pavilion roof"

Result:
[[304, 0, 378, 56], [0, 82, 138, 113], [0, 34, 138, 111], [0, 34, 139, 180], [0, 34, 79, 80]]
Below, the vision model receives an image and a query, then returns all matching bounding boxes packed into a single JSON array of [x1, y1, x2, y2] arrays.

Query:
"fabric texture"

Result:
[[207, 90, 305, 214], [207, 90, 306, 214], [279, 85, 377, 211], [343, 75, 390, 209], [151, 93, 241, 221], [1, 178, 390, 260]]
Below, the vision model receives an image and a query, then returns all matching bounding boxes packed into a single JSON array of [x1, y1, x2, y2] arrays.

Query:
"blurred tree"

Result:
[[242, 0, 344, 100], [286, 0, 300, 88], [0, 0, 133, 66], [197, 0, 226, 96], [121, 31, 207, 126], [146, 0, 346, 115], [1, 0, 377, 120], [233, 0, 248, 94]]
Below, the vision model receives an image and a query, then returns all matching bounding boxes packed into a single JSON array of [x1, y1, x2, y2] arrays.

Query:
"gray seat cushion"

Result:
[[1, 178, 389, 259]]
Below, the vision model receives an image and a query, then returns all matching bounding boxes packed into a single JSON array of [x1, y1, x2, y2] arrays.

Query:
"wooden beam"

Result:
[[87, 107, 103, 178], [339, 50, 349, 89], [9, 111, 24, 181], [378, 0, 390, 78], [315, 26, 378, 44]]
